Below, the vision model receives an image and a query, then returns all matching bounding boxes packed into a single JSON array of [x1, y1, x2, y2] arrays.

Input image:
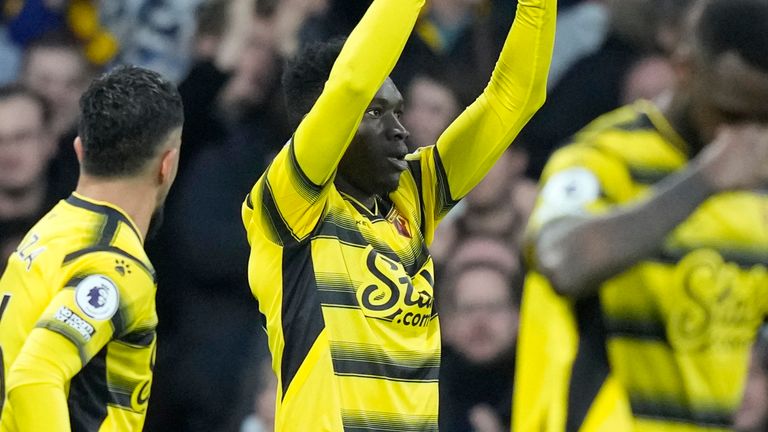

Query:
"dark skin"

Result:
[[336, 77, 410, 212], [534, 48, 768, 298]]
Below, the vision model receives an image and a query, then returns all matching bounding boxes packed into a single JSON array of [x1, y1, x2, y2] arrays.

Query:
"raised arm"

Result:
[[293, 0, 425, 186], [435, 0, 556, 200], [533, 123, 768, 298]]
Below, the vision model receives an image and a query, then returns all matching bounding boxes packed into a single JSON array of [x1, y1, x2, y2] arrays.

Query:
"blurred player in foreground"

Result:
[[515, 0, 768, 430]]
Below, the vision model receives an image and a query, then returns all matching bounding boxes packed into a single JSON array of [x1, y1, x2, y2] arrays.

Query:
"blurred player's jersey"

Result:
[[515, 100, 768, 432], [242, 142, 458, 431], [0, 193, 157, 431]]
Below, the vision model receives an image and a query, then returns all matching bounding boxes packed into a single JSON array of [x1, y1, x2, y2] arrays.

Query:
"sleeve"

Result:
[[433, 0, 556, 204], [6, 253, 154, 431], [525, 142, 635, 237], [242, 0, 425, 242]]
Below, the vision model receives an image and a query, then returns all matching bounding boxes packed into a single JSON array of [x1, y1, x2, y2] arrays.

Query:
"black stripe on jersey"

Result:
[[315, 218, 401, 264], [628, 167, 673, 185], [342, 410, 439, 432], [433, 149, 459, 218], [333, 359, 440, 383], [616, 112, 654, 132], [655, 248, 768, 269], [0, 347, 5, 414], [331, 342, 440, 383], [605, 317, 668, 342], [406, 160, 427, 234], [245, 192, 254, 210], [566, 295, 610, 432], [117, 329, 156, 347], [344, 197, 386, 223], [280, 245, 325, 399], [316, 272, 359, 308], [289, 141, 325, 199], [66, 194, 141, 242], [63, 245, 156, 282], [112, 310, 129, 339], [69, 349, 109, 432], [631, 399, 733, 428], [262, 179, 303, 245]]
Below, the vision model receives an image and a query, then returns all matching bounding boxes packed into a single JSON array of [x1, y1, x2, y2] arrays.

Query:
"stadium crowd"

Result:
[[0, 0, 766, 431]]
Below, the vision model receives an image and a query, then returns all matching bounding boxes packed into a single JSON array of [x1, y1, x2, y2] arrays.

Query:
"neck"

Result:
[[661, 94, 704, 155], [75, 174, 157, 240], [335, 176, 377, 212], [0, 181, 47, 221]]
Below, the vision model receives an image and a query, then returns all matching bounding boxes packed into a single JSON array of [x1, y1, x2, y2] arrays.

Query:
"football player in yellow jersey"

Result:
[[514, 0, 768, 431], [241, 0, 555, 430], [0, 65, 183, 431]]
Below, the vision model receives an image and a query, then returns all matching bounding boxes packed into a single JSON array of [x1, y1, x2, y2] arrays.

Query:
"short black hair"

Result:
[[0, 83, 52, 126], [78, 65, 184, 177], [696, 0, 768, 72], [281, 38, 346, 128]]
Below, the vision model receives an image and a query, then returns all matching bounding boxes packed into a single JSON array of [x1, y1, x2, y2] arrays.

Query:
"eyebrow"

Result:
[[370, 97, 404, 108]]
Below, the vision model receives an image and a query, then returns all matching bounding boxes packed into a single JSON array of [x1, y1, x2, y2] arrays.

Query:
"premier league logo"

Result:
[[75, 275, 120, 320], [87, 286, 108, 308]]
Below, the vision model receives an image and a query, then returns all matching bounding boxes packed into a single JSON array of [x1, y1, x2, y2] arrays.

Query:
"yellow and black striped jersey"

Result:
[[514, 100, 768, 432], [241, 0, 555, 429], [0, 193, 157, 431]]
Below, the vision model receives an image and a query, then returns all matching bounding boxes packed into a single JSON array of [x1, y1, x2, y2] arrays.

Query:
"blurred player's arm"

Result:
[[6, 330, 82, 430], [435, 0, 556, 200], [293, 0, 425, 186], [533, 124, 768, 299]]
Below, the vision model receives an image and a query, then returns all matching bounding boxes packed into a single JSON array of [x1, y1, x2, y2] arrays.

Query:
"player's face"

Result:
[[0, 96, 54, 192], [688, 52, 768, 144], [338, 78, 409, 199], [448, 267, 518, 365]]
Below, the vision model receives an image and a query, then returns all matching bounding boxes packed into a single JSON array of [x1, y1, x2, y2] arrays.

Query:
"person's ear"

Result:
[[73, 136, 85, 164], [158, 147, 180, 186], [671, 44, 695, 86]]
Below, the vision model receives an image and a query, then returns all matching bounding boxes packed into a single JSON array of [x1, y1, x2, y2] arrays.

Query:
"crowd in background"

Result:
[[0, 0, 766, 431]]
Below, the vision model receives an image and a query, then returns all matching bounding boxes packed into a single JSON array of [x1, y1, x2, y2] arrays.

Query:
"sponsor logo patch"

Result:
[[54, 306, 95, 341], [75, 275, 120, 320]]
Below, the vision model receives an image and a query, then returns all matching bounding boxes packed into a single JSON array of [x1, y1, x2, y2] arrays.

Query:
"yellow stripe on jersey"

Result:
[[515, 101, 768, 431]]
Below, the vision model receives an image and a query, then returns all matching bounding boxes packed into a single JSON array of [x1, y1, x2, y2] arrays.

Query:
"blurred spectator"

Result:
[[620, 54, 676, 105], [0, 25, 21, 84], [402, 73, 461, 151], [22, 32, 92, 140], [518, 0, 694, 178], [144, 5, 286, 431], [736, 328, 768, 432], [439, 238, 523, 432], [20, 31, 95, 200], [4, 0, 117, 66], [393, 0, 514, 103], [431, 148, 536, 267], [0, 84, 55, 272], [100, 0, 205, 82], [239, 358, 277, 432], [548, 0, 609, 90]]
